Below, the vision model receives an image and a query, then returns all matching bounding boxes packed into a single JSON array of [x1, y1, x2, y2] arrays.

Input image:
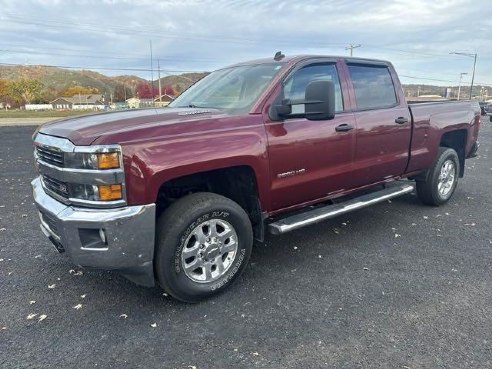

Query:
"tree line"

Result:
[[0, 78, 176, 108]]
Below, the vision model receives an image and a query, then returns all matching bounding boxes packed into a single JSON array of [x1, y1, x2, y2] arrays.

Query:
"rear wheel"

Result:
[[416, 147, 459, 206], [155, 192, 253, 302]]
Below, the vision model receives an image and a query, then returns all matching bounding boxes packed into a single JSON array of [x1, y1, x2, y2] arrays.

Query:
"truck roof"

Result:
[[229, 55, 392, 68]]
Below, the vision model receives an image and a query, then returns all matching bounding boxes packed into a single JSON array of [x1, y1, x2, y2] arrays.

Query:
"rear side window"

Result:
[[348, 64, 397, 110]]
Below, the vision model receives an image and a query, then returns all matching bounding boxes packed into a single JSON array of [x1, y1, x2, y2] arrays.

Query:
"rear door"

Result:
[[345, 62, 412, 187]]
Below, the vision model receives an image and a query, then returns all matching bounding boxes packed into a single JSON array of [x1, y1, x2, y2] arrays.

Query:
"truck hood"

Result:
[[38, 107, 226, 145]]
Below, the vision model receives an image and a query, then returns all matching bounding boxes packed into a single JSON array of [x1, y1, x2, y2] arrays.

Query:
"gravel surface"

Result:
[[0, 123, 491, 369]]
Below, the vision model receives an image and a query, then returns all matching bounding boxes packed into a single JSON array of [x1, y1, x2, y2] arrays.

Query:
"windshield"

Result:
[[169, 63, 283, 110]]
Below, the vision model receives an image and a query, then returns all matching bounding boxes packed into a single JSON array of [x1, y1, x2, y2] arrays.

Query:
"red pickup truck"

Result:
[[32, 54, 481, 302]]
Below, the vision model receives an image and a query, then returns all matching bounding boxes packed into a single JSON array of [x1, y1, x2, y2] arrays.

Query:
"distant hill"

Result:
[[0, 65, 144, 95], [403, 83, 491, 100], [0, 65, 208, 103], [157, 72, 209, 94]]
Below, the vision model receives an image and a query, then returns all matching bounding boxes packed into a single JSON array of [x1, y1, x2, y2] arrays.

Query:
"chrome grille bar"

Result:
[[36, 146, 64, 166]]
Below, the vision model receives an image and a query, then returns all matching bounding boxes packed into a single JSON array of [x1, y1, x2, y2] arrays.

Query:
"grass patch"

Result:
[[0, 110, 91, 118]]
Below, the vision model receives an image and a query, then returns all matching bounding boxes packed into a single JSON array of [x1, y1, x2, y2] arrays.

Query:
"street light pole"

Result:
[[470, 53, 477, 100], [458, 72, 467, 100], [450, 52, 477, 100]]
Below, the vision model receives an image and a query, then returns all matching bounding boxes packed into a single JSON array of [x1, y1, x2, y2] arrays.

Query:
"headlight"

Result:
[[65, 152, 120, 170], [71, 183, 98, 201], [71, 183, 123, 201]]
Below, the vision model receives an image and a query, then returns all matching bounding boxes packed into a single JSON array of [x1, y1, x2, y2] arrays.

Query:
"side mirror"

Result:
[[304, 80, 336, 121]]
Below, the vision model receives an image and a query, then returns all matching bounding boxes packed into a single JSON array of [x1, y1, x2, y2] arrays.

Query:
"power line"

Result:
[[1, 13, 349, 47], [0, 48, 234, 63], [399, 74, 457, 83]]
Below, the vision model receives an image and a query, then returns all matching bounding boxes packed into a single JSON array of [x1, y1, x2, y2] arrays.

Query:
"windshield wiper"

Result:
[[173, 103, 201, 108]]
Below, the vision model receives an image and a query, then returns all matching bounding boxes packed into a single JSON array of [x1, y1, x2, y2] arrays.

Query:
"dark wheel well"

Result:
[[440, 130, 467, 177], [156, 166, 264, 241]]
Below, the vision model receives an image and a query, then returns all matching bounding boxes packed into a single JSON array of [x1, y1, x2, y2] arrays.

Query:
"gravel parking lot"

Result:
[[1, 123, 491, 369]]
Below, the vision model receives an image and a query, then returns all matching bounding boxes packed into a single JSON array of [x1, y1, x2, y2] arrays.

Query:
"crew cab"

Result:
[[32, 54, 481, 302]]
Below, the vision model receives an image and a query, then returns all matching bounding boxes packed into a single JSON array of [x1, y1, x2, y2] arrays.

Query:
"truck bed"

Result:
[[405, 100, 480, 174]]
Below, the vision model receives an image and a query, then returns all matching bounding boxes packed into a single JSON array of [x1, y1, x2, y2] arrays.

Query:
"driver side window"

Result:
[[284, 63, 343, 114]]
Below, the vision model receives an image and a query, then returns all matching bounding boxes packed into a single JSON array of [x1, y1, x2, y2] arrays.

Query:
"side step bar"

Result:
[[268, 184, 414, 235]]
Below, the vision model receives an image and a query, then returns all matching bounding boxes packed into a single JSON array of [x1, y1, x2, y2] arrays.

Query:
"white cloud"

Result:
[[0, 0, 490, 85]]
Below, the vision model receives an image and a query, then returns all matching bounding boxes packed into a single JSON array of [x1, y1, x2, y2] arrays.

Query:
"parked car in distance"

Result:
[[31, 53, 481, 302]]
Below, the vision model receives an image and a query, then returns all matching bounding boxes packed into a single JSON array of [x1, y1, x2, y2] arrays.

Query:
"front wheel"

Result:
[[416, 147, 460, 206], [155, 192, 253, 302]]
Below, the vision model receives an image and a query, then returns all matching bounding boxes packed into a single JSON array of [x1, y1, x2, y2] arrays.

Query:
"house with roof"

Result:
[[50, 97, 73, 110], [126, 97, 156, 109], [51, 94, 106, 110], [154, 94, 175, 107]]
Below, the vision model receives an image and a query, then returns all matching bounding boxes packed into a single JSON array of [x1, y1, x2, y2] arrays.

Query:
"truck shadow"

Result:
[[63, 189, 468, 308]]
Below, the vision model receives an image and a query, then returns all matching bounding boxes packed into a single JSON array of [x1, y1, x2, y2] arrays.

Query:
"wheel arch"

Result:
[[439, 129, 467, 177], [155, 165, 266, 242]]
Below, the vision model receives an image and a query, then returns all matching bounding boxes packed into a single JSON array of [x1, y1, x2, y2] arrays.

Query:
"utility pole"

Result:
[[345, 44, 361, 57], [157, 59, 162, 103], [457, 72, 467, 100], [149, 40, 155, 106]]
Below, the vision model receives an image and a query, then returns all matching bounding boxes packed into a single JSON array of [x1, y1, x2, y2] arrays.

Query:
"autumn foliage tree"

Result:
[[113, 83, 133, 102], [162, 84, 175, 96], [134, 82, 176, 99], [7, 78, 43, 105], [62, 86, 100, 97], [135, 82, 159, 99], [0, 80, 9, 103]]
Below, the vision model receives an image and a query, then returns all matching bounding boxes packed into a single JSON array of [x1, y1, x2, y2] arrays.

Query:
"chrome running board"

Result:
[[268, 184, 414, 235]]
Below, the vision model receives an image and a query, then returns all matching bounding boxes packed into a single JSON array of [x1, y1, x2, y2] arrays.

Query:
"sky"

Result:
[[0, 0, 490, 86]]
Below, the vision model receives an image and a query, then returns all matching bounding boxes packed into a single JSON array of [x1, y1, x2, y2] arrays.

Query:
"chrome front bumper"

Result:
[[32, 177, 156, 286]]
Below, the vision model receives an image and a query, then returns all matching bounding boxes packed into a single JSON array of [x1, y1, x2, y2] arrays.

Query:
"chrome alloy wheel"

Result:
[[437, 159, 456, 198], [181, 219, 238, 283]]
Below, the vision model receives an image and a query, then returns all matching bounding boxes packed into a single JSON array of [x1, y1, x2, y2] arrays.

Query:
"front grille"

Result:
[[36, 145, 64, 167], [42, 175, 69, 199], [40, 211, 60, 238]]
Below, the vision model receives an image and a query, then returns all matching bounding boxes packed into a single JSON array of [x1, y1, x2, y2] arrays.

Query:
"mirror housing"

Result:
[[304, 80, 336, 121], [276, 99, 292, 116]]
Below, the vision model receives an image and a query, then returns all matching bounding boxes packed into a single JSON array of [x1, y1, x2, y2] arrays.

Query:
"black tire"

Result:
[[416, 147, 460, 206], [155, 192, 253, 303]]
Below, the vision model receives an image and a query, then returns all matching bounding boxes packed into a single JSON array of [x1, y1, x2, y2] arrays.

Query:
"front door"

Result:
[[264, 61, 356, 211]]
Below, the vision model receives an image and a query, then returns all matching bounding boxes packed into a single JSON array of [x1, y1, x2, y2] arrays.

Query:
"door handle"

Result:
[[335, 123, 354, 132], [395, 117, 409, 124]]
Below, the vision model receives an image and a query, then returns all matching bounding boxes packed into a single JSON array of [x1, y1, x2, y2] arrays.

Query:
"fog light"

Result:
[[98, 184, 122, 201]]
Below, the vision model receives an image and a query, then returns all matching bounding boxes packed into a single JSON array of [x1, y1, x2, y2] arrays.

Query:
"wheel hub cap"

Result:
[[204, 246, 220, 261], [437, 159, 456, 198], [181, 219, 238, 283]]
